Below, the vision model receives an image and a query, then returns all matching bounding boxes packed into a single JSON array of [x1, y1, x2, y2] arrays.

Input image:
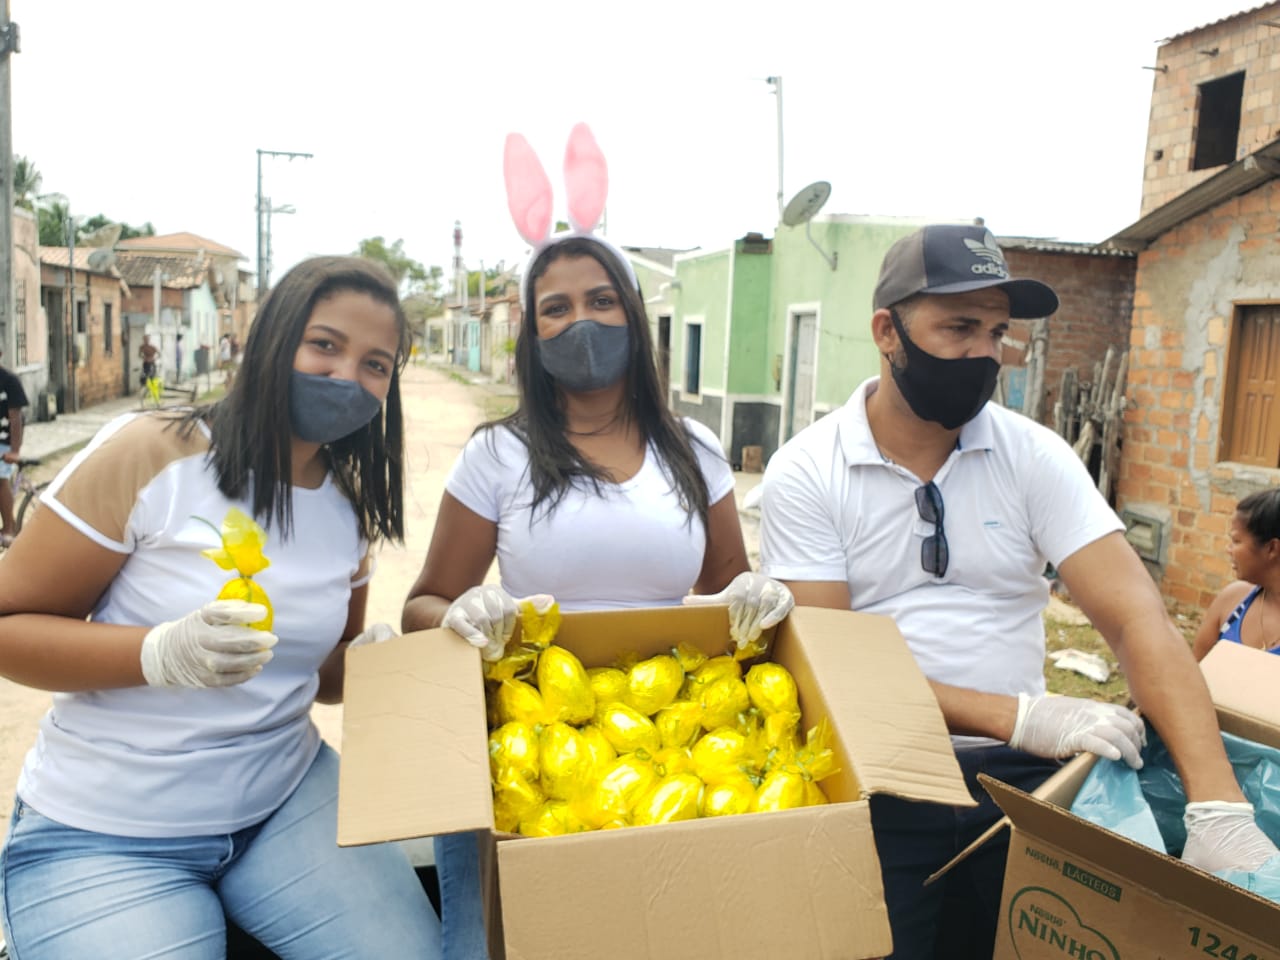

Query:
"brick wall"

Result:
[[1142, 2, 1280, 216], [1116, 177, 1280, 609], [75, 274, 127, 406], [1001, 248, 1137, 426]]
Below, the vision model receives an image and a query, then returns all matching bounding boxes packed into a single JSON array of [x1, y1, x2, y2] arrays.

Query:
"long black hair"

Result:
[[172, 256, 409, 542], [491, 236, 712, 527]]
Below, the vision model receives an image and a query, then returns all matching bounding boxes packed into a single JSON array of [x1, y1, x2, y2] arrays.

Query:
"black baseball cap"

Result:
[[873, 224, 1059, 319]]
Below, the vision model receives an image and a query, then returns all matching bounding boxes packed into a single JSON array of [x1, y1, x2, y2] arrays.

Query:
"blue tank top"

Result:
[[1219, 585, 1280, 654]]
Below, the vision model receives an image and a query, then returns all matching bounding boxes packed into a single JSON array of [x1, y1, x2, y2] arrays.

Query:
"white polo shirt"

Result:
[[761, 377, 1122, 705]]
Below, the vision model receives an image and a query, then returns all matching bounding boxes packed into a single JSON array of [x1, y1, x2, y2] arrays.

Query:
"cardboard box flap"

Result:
[[337, 631, 493, 846], [497, 803, 891, 960], [788, 606, 974, 807], [1201, 641, 1280, 736], [984, 775, 1280, 946]]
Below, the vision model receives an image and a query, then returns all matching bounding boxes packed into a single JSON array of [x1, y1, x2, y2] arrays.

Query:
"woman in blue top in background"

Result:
[[1194, 488, 1280, 659]]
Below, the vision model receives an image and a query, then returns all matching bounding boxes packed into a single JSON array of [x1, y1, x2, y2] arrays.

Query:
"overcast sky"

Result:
[[9, 0, 1261, 286]]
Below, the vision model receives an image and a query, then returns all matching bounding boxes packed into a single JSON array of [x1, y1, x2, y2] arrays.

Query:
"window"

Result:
[[14, 281, 26, 365], [104, 302, 114, 356], [1222, 305, 1280, 465], [684, 321, 702, 395], [75, 300, 87, 334], [1193, 71, 1245, 171]]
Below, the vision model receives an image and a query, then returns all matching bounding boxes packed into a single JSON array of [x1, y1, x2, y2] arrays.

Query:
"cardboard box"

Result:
[[984, 641, 1280, 959], [338, 604, 974, 960]]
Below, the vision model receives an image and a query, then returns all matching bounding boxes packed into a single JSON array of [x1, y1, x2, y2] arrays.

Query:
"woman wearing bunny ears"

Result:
[[402, 124, 794, 958]]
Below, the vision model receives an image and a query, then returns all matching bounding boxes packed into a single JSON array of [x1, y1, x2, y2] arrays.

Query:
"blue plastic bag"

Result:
[[1070, 728, 1280, 902]]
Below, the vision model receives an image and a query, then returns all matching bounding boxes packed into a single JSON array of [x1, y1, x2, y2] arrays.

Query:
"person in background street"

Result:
[[219, 333, 234, 387], [0, 349, 30, 546], [0, 257, 442, 959], [1193, 488, 1280, 659], [759, 223, 1280, 959], [174, 332, 185, 383], [138, 333, 159, 385], [402, 126, 792, 960]]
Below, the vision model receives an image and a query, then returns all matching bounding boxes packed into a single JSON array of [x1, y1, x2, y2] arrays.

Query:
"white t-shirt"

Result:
[[446, 418, 735, 610], [18, 413, 371, 838], [761, 378, 1122, 705]]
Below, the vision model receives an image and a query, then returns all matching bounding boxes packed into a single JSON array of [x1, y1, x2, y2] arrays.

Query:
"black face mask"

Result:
[[888, 309, 999, 430]]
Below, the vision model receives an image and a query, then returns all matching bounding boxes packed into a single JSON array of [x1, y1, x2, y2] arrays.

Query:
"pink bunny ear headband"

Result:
[[504, 123, 639, 302]]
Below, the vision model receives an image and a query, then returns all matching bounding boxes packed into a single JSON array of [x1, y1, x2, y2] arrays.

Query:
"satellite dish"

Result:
[[781, 181, 832, 227], [86, 247, 117, 272], [780, 180, 838, 270]]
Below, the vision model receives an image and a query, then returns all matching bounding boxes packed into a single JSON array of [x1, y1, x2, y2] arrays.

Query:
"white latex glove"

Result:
[[1182, 801, 1280, 874], [443, 585, 520, 662], [348, 622, 397, 649], [140, 600, 278, 688], [683, 572, 795, 650], [1008, 692, 1146, 769]]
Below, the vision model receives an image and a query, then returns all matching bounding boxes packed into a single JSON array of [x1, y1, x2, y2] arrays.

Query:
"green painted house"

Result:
[[630, 216, 946, 464]]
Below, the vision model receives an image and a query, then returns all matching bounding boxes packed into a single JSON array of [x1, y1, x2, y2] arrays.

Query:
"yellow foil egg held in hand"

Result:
[[215, 577, 274, 631], [632, 774, 704, 826], [537, 645, 595, 725], [596, 703, 661, 756], [624, 655, 685, 716], [700, 773, 757, 818]]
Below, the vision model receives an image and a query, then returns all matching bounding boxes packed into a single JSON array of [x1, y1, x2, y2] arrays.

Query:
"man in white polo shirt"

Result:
[[760, 223, 1278, 959]]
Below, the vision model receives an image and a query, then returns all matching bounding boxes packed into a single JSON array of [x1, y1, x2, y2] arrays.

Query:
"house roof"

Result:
[[1103, 137, 1280, 250], [116, 232, 246, 260], [998, 236, 1135, 258], [39, 245, 113, 273], [113, 253, 212, 290], [1162, 3, 1274, 42]]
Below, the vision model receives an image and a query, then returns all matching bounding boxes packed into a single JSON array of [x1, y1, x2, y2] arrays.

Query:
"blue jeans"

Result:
[[434, 831, 491, 959], [0, 744, 442, 959], [868, 745, 1061, 960]]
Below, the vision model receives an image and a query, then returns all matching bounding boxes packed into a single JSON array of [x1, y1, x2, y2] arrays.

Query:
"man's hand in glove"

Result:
[[1183, 801, 1280, 874], [1008, 692, 1146, 769]]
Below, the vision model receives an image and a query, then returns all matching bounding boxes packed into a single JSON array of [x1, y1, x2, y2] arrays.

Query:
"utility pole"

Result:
[[1, 3, 20, 362], [255, 148, 312, 304], [66, 210, 77, 412], [767, 75, 784, 220]]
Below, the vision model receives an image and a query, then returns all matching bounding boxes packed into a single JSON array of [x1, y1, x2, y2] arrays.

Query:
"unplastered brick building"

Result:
[[1110, 2, 1280, 608]]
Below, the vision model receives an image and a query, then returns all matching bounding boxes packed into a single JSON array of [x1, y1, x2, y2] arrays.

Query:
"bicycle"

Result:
[[0, 457, 50, 547]]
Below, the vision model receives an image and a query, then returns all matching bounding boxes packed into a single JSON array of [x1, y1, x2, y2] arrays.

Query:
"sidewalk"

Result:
[[22, 396, 137, 463], [20, 379, 207, 464]]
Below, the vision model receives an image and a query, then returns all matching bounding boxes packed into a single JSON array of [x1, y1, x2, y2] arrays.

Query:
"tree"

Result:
[[354, 236, 430, 295], [79, 214, 155, 241], [12, 156, 41, 211], [37, 197, 71, 246]]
